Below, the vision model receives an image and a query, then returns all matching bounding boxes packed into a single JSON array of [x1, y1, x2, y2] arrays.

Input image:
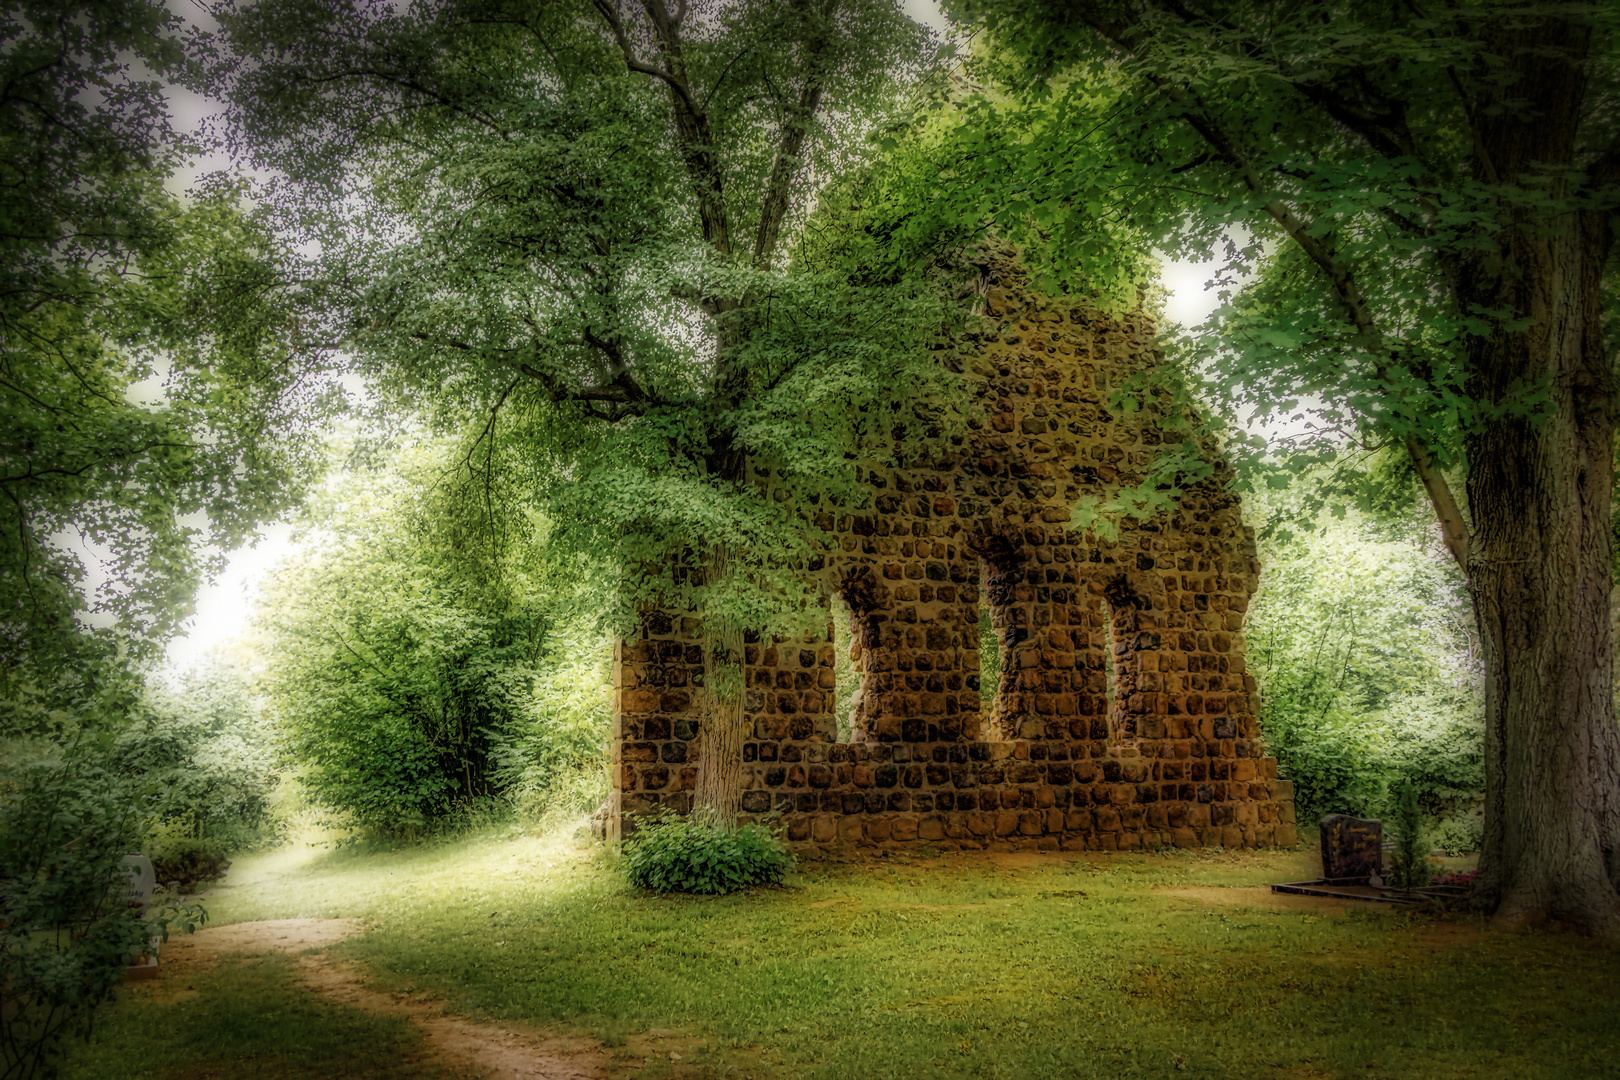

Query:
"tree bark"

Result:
[[693, 544, 749, 825], [1459, 16, 1620, 932]]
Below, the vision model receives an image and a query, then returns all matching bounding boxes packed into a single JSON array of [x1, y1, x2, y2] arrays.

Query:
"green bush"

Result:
[[147, 835, 234, 893], [258, 437, 615, 839], [619, 812, 795, 895], [118, 659, 281, 857], [1427, 806, 1484, 855], [1387, 778, 1427, 890], [1, 726, 206, 1079], [1261, 704, 1389, 819], [1247, 497, 1485, 822]]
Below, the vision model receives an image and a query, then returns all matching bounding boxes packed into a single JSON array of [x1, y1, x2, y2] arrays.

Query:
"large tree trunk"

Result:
[[1467, 294, 1620, 931], [1461, 15, 1620, 929], [691, 385, 754, 826]]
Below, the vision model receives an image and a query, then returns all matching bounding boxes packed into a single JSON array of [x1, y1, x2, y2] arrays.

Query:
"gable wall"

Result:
[[610, 253, 1296, 854]]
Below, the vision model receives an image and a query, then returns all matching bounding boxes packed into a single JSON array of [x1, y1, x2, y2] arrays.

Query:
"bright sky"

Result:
[[159, 0, 1228, 672]]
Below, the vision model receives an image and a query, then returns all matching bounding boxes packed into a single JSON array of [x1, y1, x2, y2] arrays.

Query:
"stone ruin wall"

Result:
[[611, 254, 1298, 856]]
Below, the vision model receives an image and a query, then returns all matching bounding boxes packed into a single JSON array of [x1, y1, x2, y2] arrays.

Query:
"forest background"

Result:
[[15, 0, 1605, 1067]]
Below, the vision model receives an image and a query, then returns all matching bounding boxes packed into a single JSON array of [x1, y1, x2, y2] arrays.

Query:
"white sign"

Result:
[[118, 854, 155, 915]]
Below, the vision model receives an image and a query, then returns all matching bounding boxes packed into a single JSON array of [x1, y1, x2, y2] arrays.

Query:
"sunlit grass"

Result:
[[66, 826, 1620, 1080]]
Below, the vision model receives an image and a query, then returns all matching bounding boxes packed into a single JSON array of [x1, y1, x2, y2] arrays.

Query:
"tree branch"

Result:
[[594, 0, 734, 256], [1078, 5, 1472, 567], [753, 0, 839, 267]]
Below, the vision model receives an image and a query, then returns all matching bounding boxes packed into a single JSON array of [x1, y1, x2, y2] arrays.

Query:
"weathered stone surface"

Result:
[[1319, 814, 1382, 882], [605, 249, 1294, 849]]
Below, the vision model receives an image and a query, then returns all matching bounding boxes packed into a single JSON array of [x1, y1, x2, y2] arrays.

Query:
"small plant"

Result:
[[1387, 778, 1427, 891], [148, 835, 234, 893], [618, 810, 795, 895], [1432, 869, 1476, 888]]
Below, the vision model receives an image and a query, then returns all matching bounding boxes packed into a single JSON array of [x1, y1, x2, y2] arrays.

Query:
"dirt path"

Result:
[[157, 919, 612, 1079]]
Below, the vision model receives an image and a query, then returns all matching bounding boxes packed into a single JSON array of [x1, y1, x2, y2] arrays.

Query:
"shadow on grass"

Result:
[[60, 954, 467, 1080]]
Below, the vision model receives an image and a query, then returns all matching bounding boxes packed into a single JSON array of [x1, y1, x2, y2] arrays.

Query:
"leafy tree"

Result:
[[0, 712, 208, 1080], [121, 657, 281, 858], [1246, 489, 1483, 822], [0, 8, 337, 1064], [940, 0, 1620, 931], [208, 0, 957, 824], [0, 0, 337, 705], [256, 434, 609, 834]]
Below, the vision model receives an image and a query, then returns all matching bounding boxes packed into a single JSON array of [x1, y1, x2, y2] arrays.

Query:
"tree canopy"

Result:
[[209, 0, 969, 820], [0, 0, 338, 713]]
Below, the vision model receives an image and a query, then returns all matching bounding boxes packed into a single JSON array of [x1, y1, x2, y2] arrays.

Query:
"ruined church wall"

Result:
[[611, 255, 1297, 854]]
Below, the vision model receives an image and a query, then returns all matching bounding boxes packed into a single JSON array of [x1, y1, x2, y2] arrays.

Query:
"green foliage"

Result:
[[0, 1, 338, 691], [206, 0, 962, 666], [977, 605, 1000, 704], [0, 723, 205, 1080], [618, 811, 795, 895], [1429, 808, 1485, 857], [144, 838, 233, 895], [1261, 708, 1390, 824], [487, 621, 613, 824], [1246, 492, 1483, 828], [1387, 778, 1428, 891], [114, 658, 280, 858], [257, 435, 611, 835]]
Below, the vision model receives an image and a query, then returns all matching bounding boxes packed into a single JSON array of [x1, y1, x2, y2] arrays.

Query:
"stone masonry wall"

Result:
[[610, 251, 1297, 855]]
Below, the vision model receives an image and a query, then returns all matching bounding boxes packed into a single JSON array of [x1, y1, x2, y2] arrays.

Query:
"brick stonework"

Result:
[[610, 253, 1297, 855]]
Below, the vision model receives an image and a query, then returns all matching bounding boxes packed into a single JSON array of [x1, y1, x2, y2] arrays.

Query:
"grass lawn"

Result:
[[58, 828, 1620, 1080]]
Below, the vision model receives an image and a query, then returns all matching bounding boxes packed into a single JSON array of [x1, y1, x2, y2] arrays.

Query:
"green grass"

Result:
[[60, 828, 1620, 1080], [57, 954, 463, 1079]]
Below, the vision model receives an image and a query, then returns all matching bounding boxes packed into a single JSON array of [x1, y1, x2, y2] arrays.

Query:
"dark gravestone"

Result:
[[1319, 815, 1382, 884]]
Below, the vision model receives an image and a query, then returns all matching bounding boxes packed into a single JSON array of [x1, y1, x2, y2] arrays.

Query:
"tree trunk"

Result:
[[692, 544, 749, 826], [1461, 16, 1620, 926], [690, 359, 754, 823]]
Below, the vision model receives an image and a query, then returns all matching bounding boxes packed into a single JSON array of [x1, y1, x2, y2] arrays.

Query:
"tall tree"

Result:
[[209, 0, 955, 823], [942, 0, 1620, 930], [0, 0, 335, 711]]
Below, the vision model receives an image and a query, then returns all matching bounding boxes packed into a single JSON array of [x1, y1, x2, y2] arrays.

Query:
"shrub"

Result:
[[1, 728, 206, 1079], [118, 660, 281, 858], [1387, 778, 1428, 890], [619, 812, 795, 895], [1427, 806, 1484, 855], [147, 835, 234, 893], [1262, 704, 1390, 819]]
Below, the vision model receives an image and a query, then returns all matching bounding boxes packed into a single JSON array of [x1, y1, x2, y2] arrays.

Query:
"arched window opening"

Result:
[[830, 593, 857, 743], [977, 566, 1000, 710], [1103, 598, 1137, 747]]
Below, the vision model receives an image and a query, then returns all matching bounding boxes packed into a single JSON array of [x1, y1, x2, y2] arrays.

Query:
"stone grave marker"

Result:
[[118, 854, 161, 980], [1318, 815, 1382, 884]]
